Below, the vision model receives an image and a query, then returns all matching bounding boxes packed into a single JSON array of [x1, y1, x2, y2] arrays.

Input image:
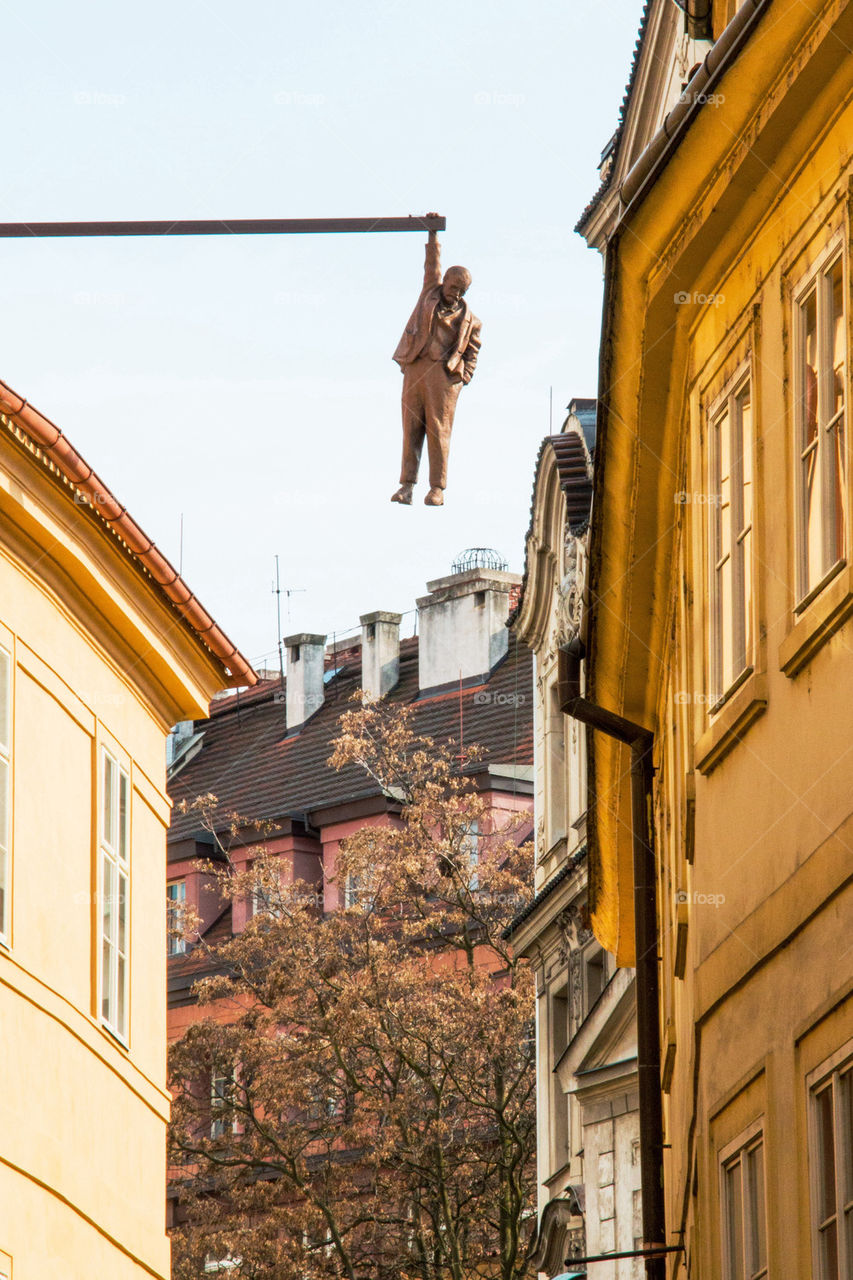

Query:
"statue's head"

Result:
[[441, 266, 472, 305]]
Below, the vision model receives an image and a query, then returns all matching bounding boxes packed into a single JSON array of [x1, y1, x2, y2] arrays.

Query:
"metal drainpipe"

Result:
[[558, 638, 666, 1280]]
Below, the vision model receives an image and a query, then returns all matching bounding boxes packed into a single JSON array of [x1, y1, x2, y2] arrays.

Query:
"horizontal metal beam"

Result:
[[565, 1244, 682, 1264], [0, 215, 446, 239]]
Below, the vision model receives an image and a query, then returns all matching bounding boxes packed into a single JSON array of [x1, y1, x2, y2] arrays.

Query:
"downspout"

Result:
[[559, 637, 666, 1280]]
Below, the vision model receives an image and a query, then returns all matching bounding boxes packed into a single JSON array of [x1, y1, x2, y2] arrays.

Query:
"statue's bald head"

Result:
[[441, 266, 472, 305]]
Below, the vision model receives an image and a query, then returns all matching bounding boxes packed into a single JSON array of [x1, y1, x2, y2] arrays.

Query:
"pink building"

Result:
[[165, 556, 534, 1053]]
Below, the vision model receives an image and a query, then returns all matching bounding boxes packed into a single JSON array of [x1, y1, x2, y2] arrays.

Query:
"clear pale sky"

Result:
[[3, 0, 644, 672]]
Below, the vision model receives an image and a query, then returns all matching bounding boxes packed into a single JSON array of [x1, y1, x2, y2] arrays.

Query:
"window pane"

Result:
[[117, 954, 126, 1035], [118, 870, 127, 955], [817, 1084, 838, 1221], [720, 553, 734, 693], [841, 1070, 853, 1275], [102, 754, 115, 848], [735, 387, 752, 674], [726, 1159, 745, 1280], [0, 756, 8, 852], [744, 1142, 766, 1274], [802, 288, 821, 592], [830, 258, 845, 421], [101, 937, 112, 1020], [718, 410, 732, 561], [803, 288, 819, 446], [119, 770, 129, 863], [0, 647, 9, 753], [819, 1221, 839, 1280], [102, 856, 114, 941]]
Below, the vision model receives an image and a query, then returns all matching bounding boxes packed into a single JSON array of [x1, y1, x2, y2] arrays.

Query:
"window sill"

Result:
[[696, 671, 767, 776], [779, 562, 853, 676]]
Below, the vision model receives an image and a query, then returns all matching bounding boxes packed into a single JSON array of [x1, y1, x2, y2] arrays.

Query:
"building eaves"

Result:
[[0, 378, 256, 688], [503, 844, 588, 940]]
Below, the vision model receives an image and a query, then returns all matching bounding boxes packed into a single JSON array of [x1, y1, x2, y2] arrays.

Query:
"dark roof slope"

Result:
[[168, 635, 534, 842]]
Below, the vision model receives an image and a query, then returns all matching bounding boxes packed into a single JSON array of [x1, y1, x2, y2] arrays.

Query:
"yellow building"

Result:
[[0, 379, 253, 1278], [575, 1, 853, 1276]]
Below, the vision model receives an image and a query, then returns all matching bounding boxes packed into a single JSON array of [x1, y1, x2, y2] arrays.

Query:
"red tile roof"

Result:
[[168, 635, 534, 843]]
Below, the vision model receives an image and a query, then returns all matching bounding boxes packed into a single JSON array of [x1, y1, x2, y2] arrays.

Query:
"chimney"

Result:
[[360, 611, 402, 700], [417, 566, 521, 692], [283, 632, 326, 732]]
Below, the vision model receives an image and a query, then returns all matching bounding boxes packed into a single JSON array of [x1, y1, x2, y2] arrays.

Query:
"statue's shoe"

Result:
[[391, 484, 413, 505], [424, 487, 444, 506]]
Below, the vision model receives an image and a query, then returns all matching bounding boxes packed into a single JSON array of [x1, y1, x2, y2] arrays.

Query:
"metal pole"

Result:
[[0, 215, 446, 238]]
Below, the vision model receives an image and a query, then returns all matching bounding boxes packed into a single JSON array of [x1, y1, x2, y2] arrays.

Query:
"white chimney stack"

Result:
[[360, 611, 402, 700], [284, 632, 326, 732], [417, 568, 521, 692]]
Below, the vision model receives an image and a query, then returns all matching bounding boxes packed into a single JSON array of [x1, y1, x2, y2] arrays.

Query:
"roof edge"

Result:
[[0, 378, 256, 688]]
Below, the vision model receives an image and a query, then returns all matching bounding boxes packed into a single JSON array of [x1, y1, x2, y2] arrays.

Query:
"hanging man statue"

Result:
[[391, 215, 482, 506]]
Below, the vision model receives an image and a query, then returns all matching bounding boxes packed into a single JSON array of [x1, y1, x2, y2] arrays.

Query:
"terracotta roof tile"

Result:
[[168, 637, 534, 842]]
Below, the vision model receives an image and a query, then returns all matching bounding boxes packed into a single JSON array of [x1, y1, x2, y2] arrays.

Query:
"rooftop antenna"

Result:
[[272, 556, 306, 685]]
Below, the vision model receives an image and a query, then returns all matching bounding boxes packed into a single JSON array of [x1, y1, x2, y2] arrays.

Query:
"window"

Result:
[[795, 249, 846, 604], [544, 680, 567, 850], [0, 646, 10, 943], [585, 946, 607, 1009], [721, 1127, 767, 1280], [710, 371, 754, 704], [204, 1254, 241, 1272], [344, 867, 375, 909], [464, 819, 480, 890], [167, 880, 186, 956], [99, 748, 129, 1041], [809, 1051, 853, 1279], [210, 1067, 236, 1139]]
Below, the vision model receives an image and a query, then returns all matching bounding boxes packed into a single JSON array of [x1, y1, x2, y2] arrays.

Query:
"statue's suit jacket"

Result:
[[393, 237, 482, 383]]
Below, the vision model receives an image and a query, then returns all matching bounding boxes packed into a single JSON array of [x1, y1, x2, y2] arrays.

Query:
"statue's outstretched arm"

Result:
[[423, 217, 442, 290]]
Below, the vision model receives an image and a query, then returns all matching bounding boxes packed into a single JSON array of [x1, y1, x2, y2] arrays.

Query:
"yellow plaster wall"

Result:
[[0, 428, 228, 1274]]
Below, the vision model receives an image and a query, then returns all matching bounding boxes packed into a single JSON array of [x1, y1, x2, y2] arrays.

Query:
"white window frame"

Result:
[[708, 363, 754, 708], [344, 867, 375, 910], [0, 644, 11, 946], [210, 1065, 238, 1139], [167, 880, 186, 956], [793, 238, 847, 608], [807, 1040, 853, 1280], [99, 747, 130, 1043], [719, 1118, 768, 1280]]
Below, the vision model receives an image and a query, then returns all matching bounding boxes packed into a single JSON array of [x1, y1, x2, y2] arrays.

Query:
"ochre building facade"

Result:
[[0, 381, 251, 1278], [577, 1, 853, 1277]]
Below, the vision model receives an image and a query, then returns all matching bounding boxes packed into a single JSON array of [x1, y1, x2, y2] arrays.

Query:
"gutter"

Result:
[[559, 638, 665, 1280], [0, 378, 256, 687], [619, 0, 772, 218]]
